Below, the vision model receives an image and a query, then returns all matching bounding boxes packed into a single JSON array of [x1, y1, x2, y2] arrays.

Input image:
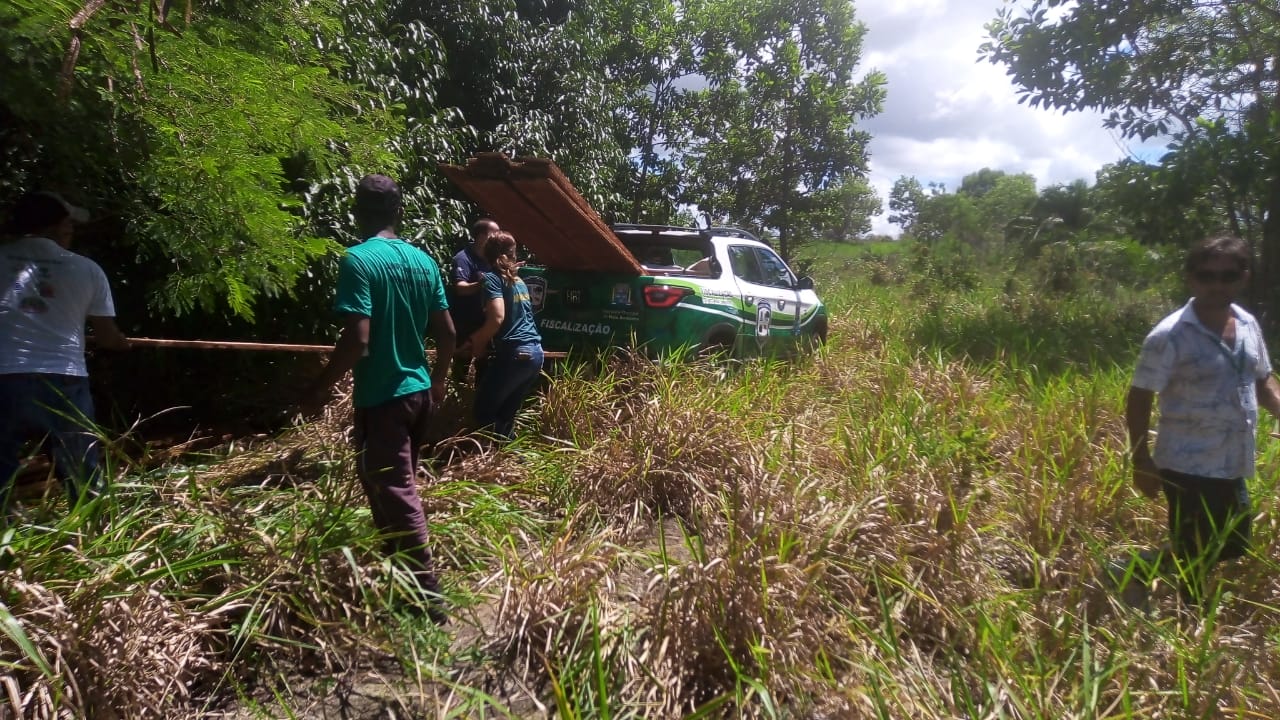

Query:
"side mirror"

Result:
[[797, 276, 814, 290]]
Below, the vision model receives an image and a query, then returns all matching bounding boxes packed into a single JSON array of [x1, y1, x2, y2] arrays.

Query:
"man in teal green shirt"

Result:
[[308, 174, 455, 623]]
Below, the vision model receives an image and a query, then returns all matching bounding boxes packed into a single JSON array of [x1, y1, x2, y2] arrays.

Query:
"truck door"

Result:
[[727, 244, 797, 355]]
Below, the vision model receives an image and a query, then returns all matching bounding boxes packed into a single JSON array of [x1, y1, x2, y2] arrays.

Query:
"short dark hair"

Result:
[[354, 174, 402, 231], [470, 218, 498, 240], [1184, 235, 1250, 273]]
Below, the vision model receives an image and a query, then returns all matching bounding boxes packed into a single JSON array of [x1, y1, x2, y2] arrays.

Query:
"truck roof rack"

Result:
[[610, 223, 700, 236], [705, 226, 762, 242], [611, 223, 763, 244]]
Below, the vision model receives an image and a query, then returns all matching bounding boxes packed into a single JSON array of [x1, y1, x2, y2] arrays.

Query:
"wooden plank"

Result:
[[439, 167, 581, 267], [129, 338, 334, 352], [511, 177, 642, 273], [440, 155, 642, 274], [128, 336, 566, 359]]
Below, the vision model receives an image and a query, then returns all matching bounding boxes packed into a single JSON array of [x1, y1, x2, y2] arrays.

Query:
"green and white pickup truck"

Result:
[[520, 224, 827, 358], [439, 154, 827, 358]]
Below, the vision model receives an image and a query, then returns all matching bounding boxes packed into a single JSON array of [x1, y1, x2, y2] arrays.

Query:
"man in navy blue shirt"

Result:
[[449, 219, 498, 384]]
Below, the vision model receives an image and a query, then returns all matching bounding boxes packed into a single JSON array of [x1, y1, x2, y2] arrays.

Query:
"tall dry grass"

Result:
[[4, 260, 1280, 718]]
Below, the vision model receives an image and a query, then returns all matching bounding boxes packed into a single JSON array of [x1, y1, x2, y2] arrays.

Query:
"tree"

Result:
[[1034, 180, 1093, 233], [907, 170, 1034, 252], [0, 1, 399, 321], [361, 0, 628, 219], [576, 0, 705, 223], [957, 168, 1008, 199], [983, 0, 1280, 329], [967, 171, 1037, 243], [913, 192, 981, 247], [888, 175, 926, 234], [799, 177, 881, 243], [684, 0, 885, 259], [1090, 159, 1222, 249]]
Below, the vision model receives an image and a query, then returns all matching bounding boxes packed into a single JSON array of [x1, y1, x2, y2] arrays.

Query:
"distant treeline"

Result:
[[3, 0, 1277, 339], [0, 0, 884, 336]]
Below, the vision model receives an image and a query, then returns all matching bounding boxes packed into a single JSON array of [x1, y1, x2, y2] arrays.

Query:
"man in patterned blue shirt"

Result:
[[1125, 235, 1280, 605]]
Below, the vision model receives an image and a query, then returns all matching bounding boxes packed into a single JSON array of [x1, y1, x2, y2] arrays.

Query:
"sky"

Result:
[[855, 1, 1161, 236]]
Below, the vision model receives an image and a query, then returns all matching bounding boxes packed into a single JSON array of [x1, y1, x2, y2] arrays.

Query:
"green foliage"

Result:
[[968, 171, 1037, 237], [1027, 239, 1146, 296], [794, 176, 881, 243], [888, 175, 925, 234], [0, 1, 400, 320], [983, 0, 1280, 330], [912, 192, 982, 248], [684, 0, 886, 259], [1032, 180, 1092, 233], [908, 238, 980, 293], [1091, 159, 1222, 251], [580, 0, 703, 223]]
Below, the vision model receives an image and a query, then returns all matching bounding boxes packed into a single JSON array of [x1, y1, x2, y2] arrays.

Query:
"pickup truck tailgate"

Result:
[[519, 268, 647, 353], [439, 154, 643, 274]]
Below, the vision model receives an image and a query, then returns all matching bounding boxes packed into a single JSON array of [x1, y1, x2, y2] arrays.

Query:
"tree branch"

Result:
[[58, 0, 111, 102]]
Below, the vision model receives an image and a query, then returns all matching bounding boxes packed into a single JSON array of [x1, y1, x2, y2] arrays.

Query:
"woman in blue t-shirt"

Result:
[[462, 231, 544, 441]]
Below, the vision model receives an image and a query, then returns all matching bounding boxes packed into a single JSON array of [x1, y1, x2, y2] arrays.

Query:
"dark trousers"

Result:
[[353, 389, 439, 596], [474, 343, 543, 441], [451, 352, 490, 387], [1158, 469, 1252, 603], [0, 373, 103, 508], [451, 326, 490, 386]]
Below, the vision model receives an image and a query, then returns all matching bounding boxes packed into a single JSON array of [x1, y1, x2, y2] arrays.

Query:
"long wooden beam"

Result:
[[127, 337, 333, 353], [126, 337, 569, 359]]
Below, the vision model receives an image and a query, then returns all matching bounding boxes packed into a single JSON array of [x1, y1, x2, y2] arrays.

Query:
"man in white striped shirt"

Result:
[[1125, 235, 1280, 605]]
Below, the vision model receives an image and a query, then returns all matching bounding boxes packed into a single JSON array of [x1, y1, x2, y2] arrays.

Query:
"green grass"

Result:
[[4, 245, 1280, 718]]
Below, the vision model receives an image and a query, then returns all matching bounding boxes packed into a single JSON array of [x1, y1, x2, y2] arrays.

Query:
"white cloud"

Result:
[[853, 1, 1160, 236]]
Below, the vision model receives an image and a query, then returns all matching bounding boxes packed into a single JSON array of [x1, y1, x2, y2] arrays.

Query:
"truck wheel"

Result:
[[698, 328, 737, 359], [805, 320, 828, 351]]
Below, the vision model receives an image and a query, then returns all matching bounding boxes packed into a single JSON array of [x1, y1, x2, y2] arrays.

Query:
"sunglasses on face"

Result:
[[1192, 268, 1243, 284]]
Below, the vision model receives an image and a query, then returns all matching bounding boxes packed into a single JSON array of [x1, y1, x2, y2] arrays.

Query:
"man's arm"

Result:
[[428, 309, 455, 404], [453, 252, 484, 296], [1125, 385, 1162, 498], [1258, 373, 1280, 419], [454, 278, 484, 296], [88, 316, 131, 350], [304, 313, 369, 411], [464, 297, 505, 358]]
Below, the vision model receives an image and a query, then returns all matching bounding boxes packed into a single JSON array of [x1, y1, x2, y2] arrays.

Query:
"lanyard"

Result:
[[1206, 324, 1247, 383], [1218, 341, 1246, 381]]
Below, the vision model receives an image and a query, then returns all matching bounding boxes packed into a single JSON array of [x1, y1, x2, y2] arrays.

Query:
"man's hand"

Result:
[[1132, 450, 1162, 499], [89, 316, 131, 350], [430, 381, 447, 406]]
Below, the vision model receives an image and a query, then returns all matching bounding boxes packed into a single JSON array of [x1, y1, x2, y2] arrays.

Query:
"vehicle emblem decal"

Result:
[[525, 275, 547, 313], [755, 300, 771, 344]]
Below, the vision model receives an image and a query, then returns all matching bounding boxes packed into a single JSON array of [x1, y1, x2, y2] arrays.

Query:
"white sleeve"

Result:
[[1256, 323, 1272, 379], [1131, 328, 1174, 392], [86, 261, 115, 317]]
